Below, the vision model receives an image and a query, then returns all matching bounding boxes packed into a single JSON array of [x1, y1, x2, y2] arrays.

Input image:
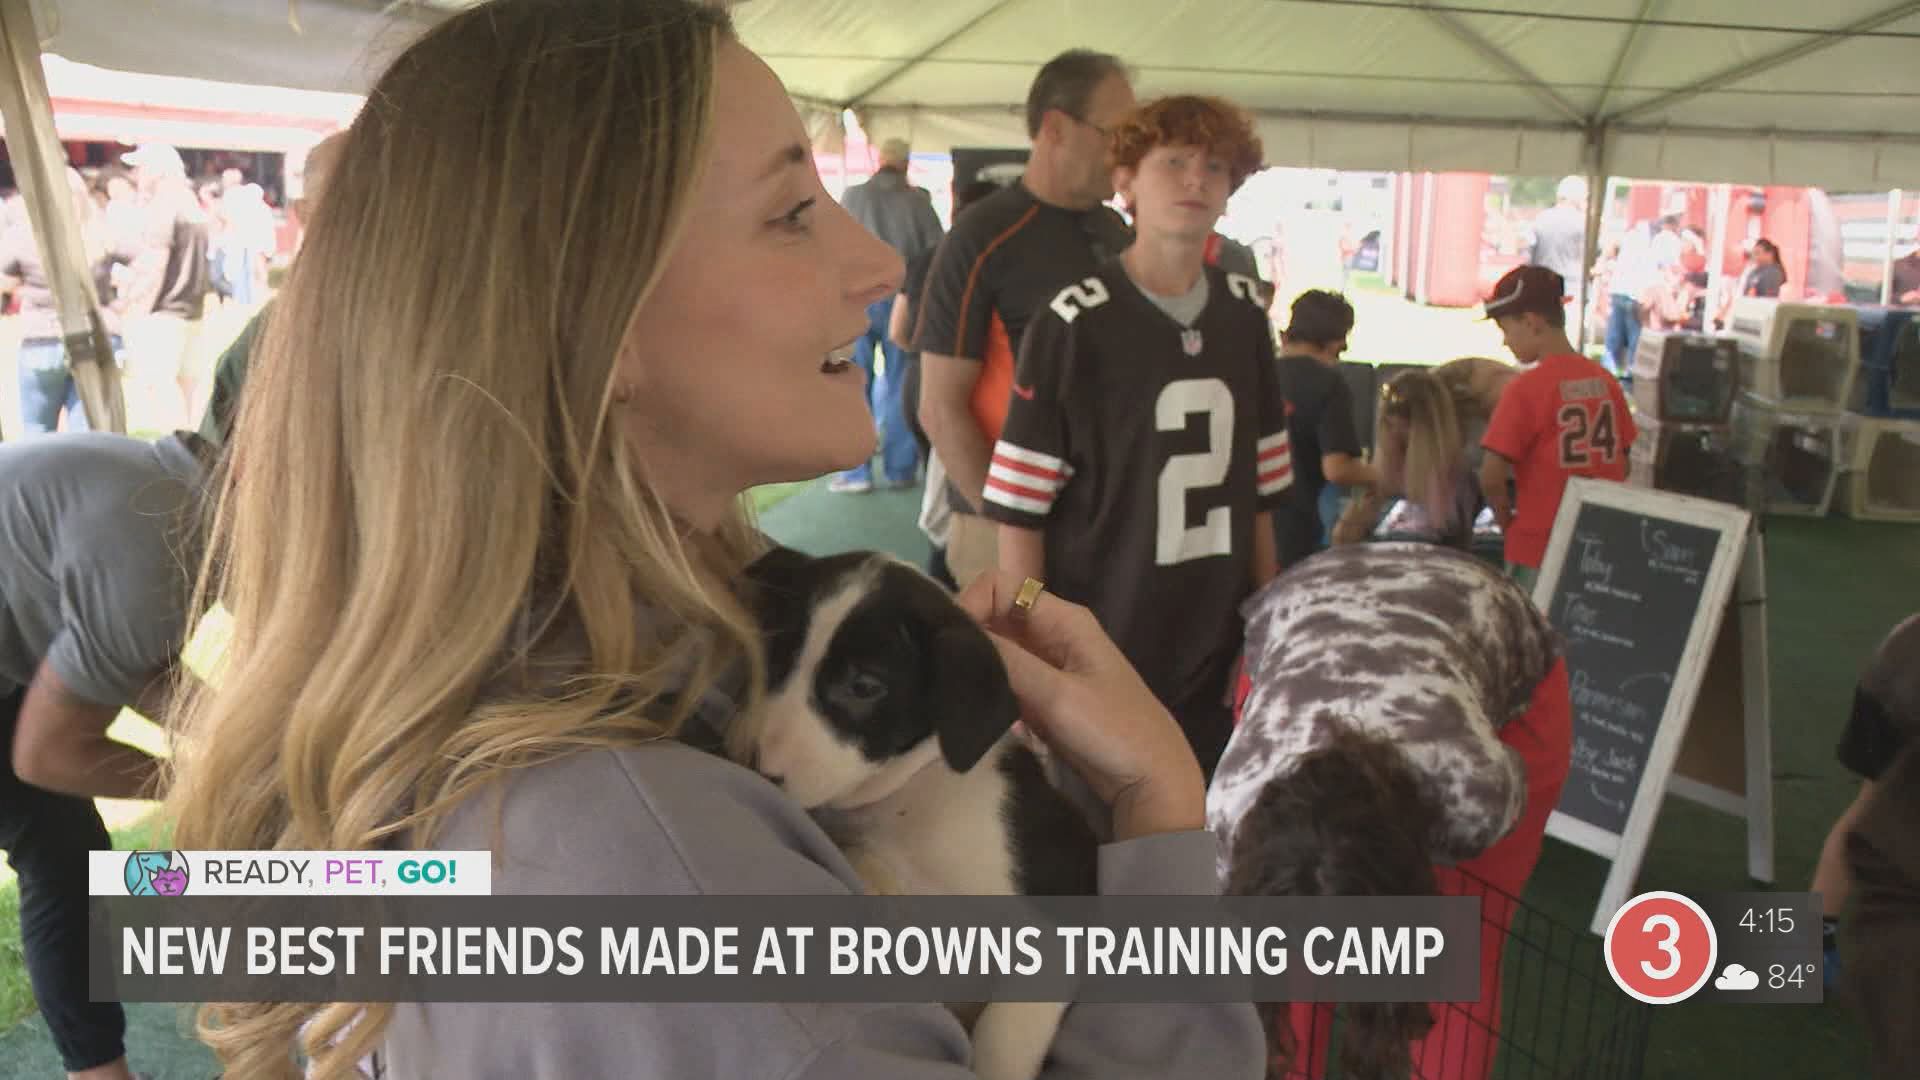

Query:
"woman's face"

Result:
[[617, 40, 901, 526]]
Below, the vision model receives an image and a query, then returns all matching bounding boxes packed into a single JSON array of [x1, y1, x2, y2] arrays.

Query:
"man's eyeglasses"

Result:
[[1067, 113, 1110, 139]]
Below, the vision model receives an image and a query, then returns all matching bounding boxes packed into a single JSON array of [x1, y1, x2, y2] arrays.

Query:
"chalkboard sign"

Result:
[[1549, 504, 1722, 837], [1535, 479, 1754, 934]]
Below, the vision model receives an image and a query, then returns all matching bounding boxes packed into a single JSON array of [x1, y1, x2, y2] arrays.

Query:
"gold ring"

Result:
[[1013, 577, 1046, 612]]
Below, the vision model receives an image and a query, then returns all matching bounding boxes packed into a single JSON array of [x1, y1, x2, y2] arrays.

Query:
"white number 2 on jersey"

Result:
[[1049, 277, 1111, 323], [1156, 378, 1234, 566]]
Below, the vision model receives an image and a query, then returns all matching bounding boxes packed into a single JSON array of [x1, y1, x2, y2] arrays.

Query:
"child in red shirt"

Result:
[[1478, 265, 1637, 591]]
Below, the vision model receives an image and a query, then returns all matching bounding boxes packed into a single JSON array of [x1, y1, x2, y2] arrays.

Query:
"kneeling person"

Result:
[[985, 95, 1290, 777], [1, 431, 212, 1080]]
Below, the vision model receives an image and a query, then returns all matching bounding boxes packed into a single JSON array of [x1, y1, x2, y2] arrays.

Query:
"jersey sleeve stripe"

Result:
[[1258, 459, 1294, 495], [990, 452, 1066, 483], [989, 460, 1064, 494], [948, 204, 1040, 356], [992, 441, 1070, 475], [984, 479, 1053, 516]]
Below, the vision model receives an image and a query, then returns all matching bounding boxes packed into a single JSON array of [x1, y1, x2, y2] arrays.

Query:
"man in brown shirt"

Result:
[[912, 50, 1135, 587]]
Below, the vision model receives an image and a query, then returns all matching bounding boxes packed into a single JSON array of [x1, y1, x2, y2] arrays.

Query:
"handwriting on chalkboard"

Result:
[[1547, 494, 1741, 849], [1640, 521, 1704, 582], [1565, 597, 1600, 628], [1587, 784, 1629, 817], [1577, 535, 1613, 587], [1573, 532, 1644, 601], [1562, 595, 1636, 648], [1570, 733, 1640, 786], [1569, 670, 1651, 743], [1621, 671, 1675, 695]]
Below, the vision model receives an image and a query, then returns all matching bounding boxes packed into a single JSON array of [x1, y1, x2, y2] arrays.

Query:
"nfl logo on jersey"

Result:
[[1182, 329, 1204, 356]]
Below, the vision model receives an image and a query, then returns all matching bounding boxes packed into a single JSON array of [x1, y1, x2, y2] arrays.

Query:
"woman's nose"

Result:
[[851, 235, 904, 308]]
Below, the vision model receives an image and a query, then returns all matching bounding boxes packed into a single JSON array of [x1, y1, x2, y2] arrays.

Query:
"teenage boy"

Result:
[[984, 95, 1292, 776], [1271, 289, 1372, 564], [1479, 265, 1637, 591]]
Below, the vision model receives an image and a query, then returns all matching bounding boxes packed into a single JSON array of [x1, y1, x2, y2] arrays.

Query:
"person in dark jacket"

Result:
[[1834, 615, 1920, 1078]]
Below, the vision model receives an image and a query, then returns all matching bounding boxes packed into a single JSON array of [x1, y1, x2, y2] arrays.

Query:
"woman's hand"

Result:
[[1331, 488, 1385, 546], [955, 570, 1206, 842]]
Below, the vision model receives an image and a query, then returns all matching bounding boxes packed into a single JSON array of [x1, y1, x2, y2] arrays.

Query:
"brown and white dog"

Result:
[[730, 546, 1099, 1080]]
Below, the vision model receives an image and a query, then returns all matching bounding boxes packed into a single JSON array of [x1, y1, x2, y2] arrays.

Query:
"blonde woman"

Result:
[[162, 2, 1258, 1078], [1330, 357, 1516, 547]]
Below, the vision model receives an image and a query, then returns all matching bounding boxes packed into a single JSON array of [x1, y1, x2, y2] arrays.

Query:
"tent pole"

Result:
[[1883, 189, 1903, 306], [1578, 126, 1607, 356], [1706, 184, 1731, 329], [0, 0, 125, 435], [1392, 173, 1410, 293], [1415, 173, 1436, 305]]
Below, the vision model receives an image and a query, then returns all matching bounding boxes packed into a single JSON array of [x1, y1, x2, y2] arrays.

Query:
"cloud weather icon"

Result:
[[1714, 964, 1760, 991]]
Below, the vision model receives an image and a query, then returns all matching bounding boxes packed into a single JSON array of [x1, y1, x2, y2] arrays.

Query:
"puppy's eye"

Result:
[[845, 672, 888, 703]]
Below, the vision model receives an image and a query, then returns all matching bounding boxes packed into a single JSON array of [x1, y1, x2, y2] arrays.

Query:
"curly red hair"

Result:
[[1109, 95, 1265, 192]]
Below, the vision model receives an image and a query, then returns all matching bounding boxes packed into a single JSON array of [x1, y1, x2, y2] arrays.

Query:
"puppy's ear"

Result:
[[928, 619, 1021, 773], [744, 545, 813, 595], [743, 546, 818, 622]]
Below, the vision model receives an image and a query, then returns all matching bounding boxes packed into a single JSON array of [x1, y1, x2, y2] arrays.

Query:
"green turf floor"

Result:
[[4, 476, 1910, 1078]]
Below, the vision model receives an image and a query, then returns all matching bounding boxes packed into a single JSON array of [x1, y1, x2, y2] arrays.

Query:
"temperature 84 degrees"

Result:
[[1603, 892, 1718, 1005], [1765, 963, 1818, 991]]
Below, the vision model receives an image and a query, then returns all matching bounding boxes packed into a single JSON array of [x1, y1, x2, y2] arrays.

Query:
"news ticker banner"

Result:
[[91, 850, 1824, 1007], [92, 894, 1480, 1004]]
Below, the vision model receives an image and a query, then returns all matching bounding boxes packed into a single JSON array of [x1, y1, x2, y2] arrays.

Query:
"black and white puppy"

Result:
[[731, 546, 1099, 1080]]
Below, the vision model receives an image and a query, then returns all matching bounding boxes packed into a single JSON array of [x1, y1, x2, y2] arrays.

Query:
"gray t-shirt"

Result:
[[1133, 267, 1210, 327], [1527, 203, 1587, 296], [380, 740, 1263, 1077], [0, 432, 206, 704]]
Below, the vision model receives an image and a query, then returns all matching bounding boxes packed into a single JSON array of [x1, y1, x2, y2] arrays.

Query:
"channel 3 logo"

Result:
[[124, 850, 191, 896], [1603, 891, 1718, 1004]]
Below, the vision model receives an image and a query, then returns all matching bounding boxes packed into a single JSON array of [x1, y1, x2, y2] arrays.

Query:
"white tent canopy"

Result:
[[737, 0, 1920, 190], [21, 0, 1920, 190]]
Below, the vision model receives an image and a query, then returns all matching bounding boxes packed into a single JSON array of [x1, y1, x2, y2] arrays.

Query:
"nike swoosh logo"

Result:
[[1012, 384, 1036, 400]]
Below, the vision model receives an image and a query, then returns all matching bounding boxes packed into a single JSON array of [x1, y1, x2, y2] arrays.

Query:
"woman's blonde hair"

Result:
[[1375, 369, 1467, 536], [163, 2, 756, 1075]]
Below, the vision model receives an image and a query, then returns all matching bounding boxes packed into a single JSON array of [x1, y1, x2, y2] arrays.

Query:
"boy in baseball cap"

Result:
[[1477, 265, 1637, 590]]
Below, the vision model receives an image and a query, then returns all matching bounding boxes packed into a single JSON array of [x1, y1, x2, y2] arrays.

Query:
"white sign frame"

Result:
[[1533, 478, 1758, 935]]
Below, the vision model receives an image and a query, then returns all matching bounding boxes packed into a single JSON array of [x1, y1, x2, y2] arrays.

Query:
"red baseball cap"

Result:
[[1482, 265, 1567, 320]]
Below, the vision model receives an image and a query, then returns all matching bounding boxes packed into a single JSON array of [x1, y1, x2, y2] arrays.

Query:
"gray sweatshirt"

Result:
[[380, 740, 1263, 1077]]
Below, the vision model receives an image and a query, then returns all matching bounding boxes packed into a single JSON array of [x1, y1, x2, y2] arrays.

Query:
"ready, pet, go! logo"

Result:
[[124, 850, 191, 896], [91, 850, 494, 896]]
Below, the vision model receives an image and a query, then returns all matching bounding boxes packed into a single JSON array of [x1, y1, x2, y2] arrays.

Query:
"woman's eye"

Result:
[[773, 198, 816, 233]]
